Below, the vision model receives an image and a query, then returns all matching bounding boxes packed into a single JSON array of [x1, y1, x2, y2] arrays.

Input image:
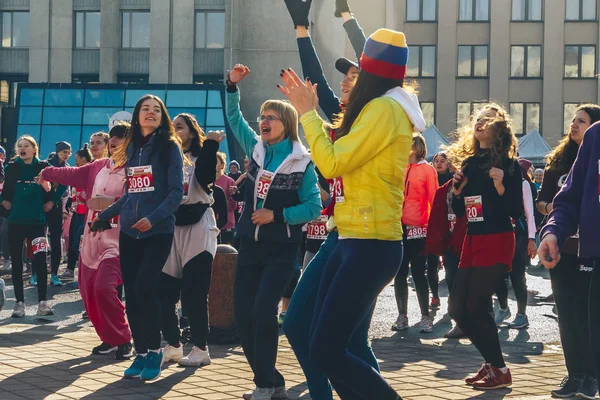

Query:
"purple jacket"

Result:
[[541, 122, 600, 258]]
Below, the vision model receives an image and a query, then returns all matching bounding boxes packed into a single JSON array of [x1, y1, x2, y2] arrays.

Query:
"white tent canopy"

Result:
[[517, 130, 552, 167], [423, 125, 450, 162]]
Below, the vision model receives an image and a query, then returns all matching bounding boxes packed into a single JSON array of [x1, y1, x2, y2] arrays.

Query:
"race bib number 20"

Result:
[[465, 195, 483, 223], [128, 165, 154, 193]]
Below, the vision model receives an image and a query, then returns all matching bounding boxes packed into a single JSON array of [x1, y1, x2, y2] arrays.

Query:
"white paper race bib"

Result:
[[256, 171, 274, 200], [406, 225, 427, 240], [307, 215, 329, 240], [32, 237, 49, 255], [127, 165, 154, 193], [465, 195, 484, 223], [182, 172, 192, 201]]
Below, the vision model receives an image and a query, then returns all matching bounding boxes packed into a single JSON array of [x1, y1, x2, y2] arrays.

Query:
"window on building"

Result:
[[512, 0, 542, 21], [117, 75, 149, 84], [1, 11, 29, 47], [456, 102, 485, 128], [75, 12, 101, 48], [511, 45, 542, 77], [564, 103, 580, 135], [0, 80, 9, 104], [565, 45, 596, 78], [407, 46, 436, 77], [421, 102, 435, 126], [510, 103, 540, 134], [72, 75, 100, 84], [457, 45, 488, 77], [459, 0, 489, 21], [566, 0, 596, 21], [407, 0, 437, 21], [121, 12, 150, 48], [195, 12, 225, 49]]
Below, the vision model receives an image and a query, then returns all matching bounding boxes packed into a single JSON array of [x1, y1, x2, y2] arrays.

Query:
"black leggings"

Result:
[[46, 205, 63, 275], [496, 236, 529, 315], [120, 232, 174, 354], [10, 223, 48, 303], [395, 237, 429, 317], [551, 253, 594, 377], [160, 251, 214, 349], [449, 264, 507, 368], [427, 253, 439, 299]]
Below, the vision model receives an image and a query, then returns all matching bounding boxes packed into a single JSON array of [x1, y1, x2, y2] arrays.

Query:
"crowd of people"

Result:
[[0, 0, 598, 399]]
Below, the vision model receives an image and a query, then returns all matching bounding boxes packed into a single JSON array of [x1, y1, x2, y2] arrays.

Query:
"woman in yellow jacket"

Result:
[[279, 28, 424, 400], [393, 133, 438, 333]]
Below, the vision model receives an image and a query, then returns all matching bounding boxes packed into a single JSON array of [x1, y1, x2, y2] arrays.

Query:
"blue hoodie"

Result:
[[99, 133, 184, 239], [541, 121, 600, 258]]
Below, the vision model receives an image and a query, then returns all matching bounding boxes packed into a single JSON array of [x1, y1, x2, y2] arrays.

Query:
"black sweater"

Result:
[[452, 153, 524, 236]]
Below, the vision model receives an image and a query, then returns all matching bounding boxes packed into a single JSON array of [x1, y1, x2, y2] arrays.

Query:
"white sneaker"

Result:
[[178, 346, 211, 367], [0, 278, 5, 311], [36, 301, 54, 316], [419, 315, 433, 333], [2, 259, 10, 271], [162, 344, 183, 363], [243, 386, 288, 400], [12, 301, 25, 318], [246, 387, 275, 400], [391, 314, 408, 331]]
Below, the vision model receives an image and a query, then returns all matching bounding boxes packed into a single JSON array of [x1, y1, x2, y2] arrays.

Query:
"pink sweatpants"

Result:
[[79, 257, 131, 346]]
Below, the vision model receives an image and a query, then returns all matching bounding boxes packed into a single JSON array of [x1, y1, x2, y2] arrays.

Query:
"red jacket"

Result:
[[401, 161, 438, 226], [425, 181, 467, 256]]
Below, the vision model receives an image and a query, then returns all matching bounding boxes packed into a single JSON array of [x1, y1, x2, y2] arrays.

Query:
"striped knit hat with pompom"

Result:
[[360, 28, 409, 81]]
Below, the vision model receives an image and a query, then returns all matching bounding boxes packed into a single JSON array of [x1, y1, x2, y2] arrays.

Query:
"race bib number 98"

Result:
[[128, 165, 155, 193], [256, 171, 274, 200], [465, 195, 484, 223]]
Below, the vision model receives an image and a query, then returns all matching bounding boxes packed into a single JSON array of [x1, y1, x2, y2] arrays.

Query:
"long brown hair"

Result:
[[445, 103, 518, 172], [333, 70, 404, 140], [546, 104, 600, 172], [112, 95, 182, 168], [174, 113, 206, 158]]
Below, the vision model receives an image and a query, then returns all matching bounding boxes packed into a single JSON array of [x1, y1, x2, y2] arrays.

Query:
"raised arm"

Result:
[[226, 65, 259, 158]]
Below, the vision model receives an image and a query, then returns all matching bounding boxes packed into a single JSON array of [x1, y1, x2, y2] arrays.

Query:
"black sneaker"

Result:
[[576, 375, 598, 400], [92, 342, 117, 355], [82, 311, 88, 319], [116, 342, 133, 360], [551, 375, 581, 398]]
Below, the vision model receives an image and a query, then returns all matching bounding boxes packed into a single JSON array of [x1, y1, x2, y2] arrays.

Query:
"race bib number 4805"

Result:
[[465, 195, 484, 223], [127, 165, 155, 193], [406, 225, 427, 240]]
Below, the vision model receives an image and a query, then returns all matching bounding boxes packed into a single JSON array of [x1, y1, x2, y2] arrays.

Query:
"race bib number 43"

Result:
[[465, 195, 484, 222], [406, 225, 427, 240], [256, 171, 274, 200], [307, 215, 328, 240], [128, 165, 154, 193], [331, 178, 345, 203]]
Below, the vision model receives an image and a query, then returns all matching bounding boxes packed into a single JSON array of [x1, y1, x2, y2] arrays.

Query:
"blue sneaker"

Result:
[[50, 274, 63, 287], [124, 354, 146, 379], [29, 273, 37, 286], [140, 351, 164, 381]]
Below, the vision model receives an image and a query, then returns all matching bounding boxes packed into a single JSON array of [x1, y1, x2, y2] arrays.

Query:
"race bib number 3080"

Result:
[[465, 195, 484, 222], [127, 165, 155, 193]]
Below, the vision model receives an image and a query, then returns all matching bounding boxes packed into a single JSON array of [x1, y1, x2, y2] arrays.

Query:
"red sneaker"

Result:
[[472, 366, 512, 390], [465, 364, 489, 385], [430, 297, 441, 310]]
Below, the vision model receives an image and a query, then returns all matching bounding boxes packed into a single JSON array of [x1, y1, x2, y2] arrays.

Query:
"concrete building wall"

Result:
[[99, 0, 120, 83], [28, 0, 50, 82], [50, 0, 73, 83], [149, 0, 170, 83], [171, 0, 194, 84]]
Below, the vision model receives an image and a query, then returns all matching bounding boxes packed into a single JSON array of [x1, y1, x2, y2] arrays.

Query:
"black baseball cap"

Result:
[[335, 58, 360, 75]]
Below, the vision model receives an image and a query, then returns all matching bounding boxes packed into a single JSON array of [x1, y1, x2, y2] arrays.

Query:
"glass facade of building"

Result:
[[14, 84, 233, 163]]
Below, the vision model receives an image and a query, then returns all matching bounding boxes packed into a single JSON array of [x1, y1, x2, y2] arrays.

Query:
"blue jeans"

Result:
[[309, 239, 402, 400], [283, 231, 379, 399]]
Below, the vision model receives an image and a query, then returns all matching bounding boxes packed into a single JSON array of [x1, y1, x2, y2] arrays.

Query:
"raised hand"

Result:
[[335, 0, 352, 17], [284, 0, 312, 28], [206, 130, 226, 143], [228, 64, 250, 85], [277, 68, 319, 116]]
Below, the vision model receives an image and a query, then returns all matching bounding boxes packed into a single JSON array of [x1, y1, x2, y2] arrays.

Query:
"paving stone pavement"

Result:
[[0, 324, 567, 400]]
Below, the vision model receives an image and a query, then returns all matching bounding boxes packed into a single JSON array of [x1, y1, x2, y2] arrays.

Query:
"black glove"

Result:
[[335, 0, 351, 17], [284, 0, 312, 28]]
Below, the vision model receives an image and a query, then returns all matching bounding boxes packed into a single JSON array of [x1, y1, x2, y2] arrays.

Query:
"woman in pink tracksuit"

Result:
[[38, 122, 132, 359]]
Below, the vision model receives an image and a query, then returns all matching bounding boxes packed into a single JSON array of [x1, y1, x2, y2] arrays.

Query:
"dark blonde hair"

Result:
[[90, 131, 110, 159], [412, 133, 427, 161], [260, 100, 299, 143], [15, 135, 39, 158], [445, 103, 518, 172]]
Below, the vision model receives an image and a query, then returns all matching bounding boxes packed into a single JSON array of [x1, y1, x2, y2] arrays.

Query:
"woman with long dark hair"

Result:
[[159, 113, 222, 368], [281, 28, 423, 399], [447, 104, 523, 390], [537, 104, 600, 398], [95, 95, 184, 381]]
